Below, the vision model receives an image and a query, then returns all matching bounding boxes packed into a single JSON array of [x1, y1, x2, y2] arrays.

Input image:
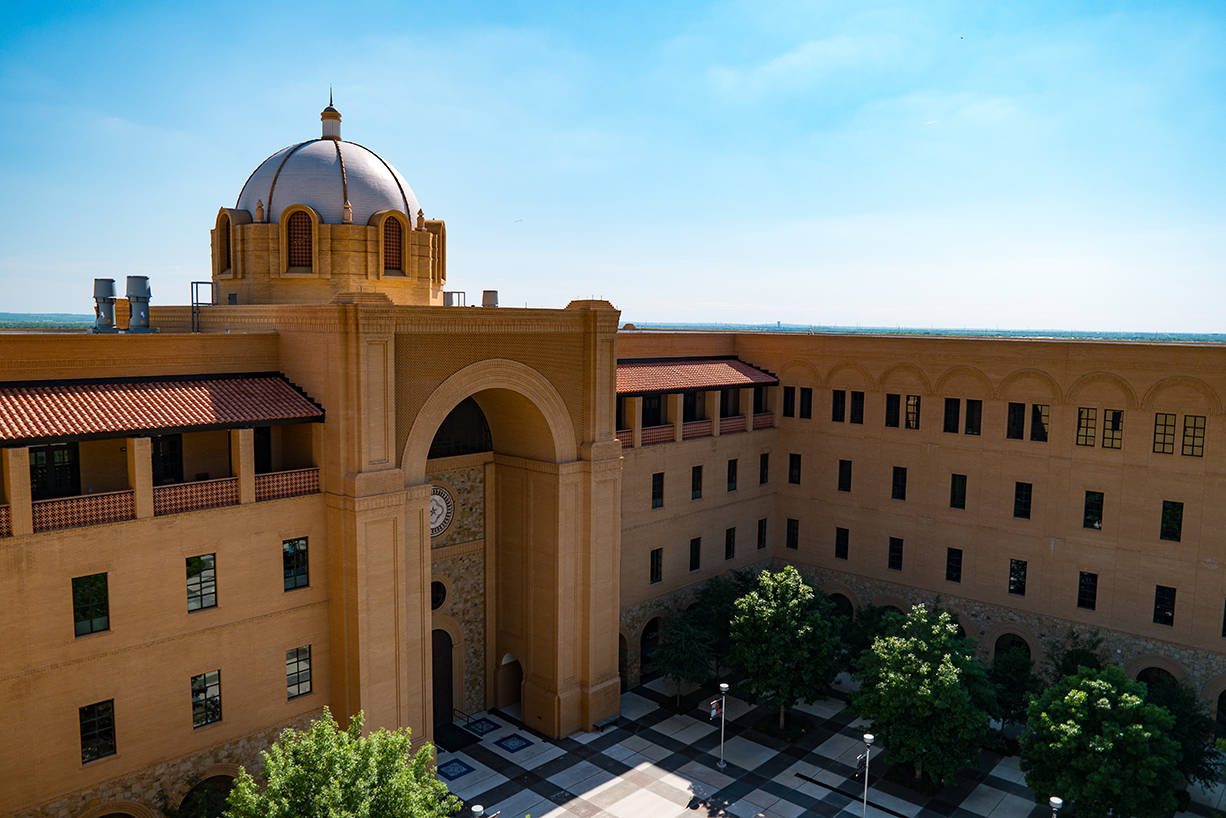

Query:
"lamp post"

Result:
[[1049, 796, 1063, 818], [718, 683, 729, 768], [862, 733, 874, 818], [470, 808, 482, 817]]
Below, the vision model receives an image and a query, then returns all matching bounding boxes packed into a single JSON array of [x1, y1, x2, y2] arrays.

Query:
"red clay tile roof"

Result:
[[0, 375, 323, 444], [616, 359, 777, 395]]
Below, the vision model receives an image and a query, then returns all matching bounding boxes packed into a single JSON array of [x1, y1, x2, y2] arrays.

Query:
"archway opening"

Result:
[[178, 775, 236, 818], [829, 593, 854, 621], [1137, 666, 1177, 690], [640, 617, 661, 679], [994, 633, 1031, 660], [432, 629, 454, 731], [428, 397, 492, 459], [497, 653, 523, 710]]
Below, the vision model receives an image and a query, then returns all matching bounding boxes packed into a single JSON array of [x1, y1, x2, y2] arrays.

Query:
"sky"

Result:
[[1, 1, 1223, 330]]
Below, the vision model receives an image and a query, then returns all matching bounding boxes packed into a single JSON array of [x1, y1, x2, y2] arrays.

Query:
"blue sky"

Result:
[[2, 1, 1223, 330]]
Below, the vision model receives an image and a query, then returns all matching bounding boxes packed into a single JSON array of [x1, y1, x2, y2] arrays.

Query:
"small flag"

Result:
[[854, 752, 867, 778], [710, 700, 723, 719]]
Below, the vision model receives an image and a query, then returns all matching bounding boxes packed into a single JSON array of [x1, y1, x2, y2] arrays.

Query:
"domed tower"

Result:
[[210, 101, 446, 306]]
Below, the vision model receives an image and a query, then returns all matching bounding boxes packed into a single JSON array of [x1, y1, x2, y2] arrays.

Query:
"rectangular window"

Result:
[[191, 669, 222, 727], [799, 387, 813, 420], [905, 395, 921, 430], [837, 459, 852, 492], [720, 388, 739, 419], [1083, 491, 1104, 530], [283, 537, 309, 591], [1078, 572, 1098, 611], [689, 537, 701, 571], [725, 528, 736, 560], [885, 394, 901, 428], [788, 453, 801, 484], [1014, 482, 1032, 519], [642, 395, 663, 428], [1154, 413, 1176, 454], [943, 398, 960, 434], [759, 453, 769, 485], [1008, 559, 1028, 596], [652, 472, 664, 509], [835, 527, 849, 560], [887, 537, 903, 571], [727, 459, 737, 492], [1076, 408, 1097, 447], [1160, 500, 1184, 542], [287, 646, 312, 699], [1221, 599, 1226, 638], [683, 391, 701, 422], [832, 390, 846, 422], [1103, 410, 1123, 449], [757, 518, 767, 550], [945, 548, 962, 583], [850, 391, 865, 424], [691, 465, 703, 500], [950, 474, 966, 509], [1030, 404, 1049, 442], [649, 548, 662, 584], [29, 441, 81, 500], [152, 433, 184, 485], [186, 554, 216, 612], [1154, 585, 1176, 626], [79, 700, 116, 763], [891, 466, 907, 501], [72, 573, 109, 637], [1183, 415, 1205, 457], [786, 518, 799, 550], [1007, 402, 1026, 440], [965, 399, 982, 436], [782, 386, 795, 418]]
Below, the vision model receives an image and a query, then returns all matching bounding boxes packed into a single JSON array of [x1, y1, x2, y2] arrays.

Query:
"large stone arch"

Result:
[[934, 365, 995, 399], [818, 580, 861, 612], [879, 363, 933, 395], [1066, 372, 1140, 410], [998, 369, 1063, 404], [166, 763, 245, 810], [1123, 653, 1189, 683], [1141, 376, 1222, 415], [980, 622, 1042, 661], [825, 360, 873, 390], [79, 802, 160, 818]]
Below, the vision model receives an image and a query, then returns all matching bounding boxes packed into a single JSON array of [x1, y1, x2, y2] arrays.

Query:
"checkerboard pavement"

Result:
[[435, 676, 1223, 818]]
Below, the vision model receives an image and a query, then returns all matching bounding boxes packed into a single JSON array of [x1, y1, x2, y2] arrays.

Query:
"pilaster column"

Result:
[[668, 393, 682, 443], [708, 390, 722, 436], [231, 428, 255, 504], [2, 447, 33, 536], [630, 396, 643, 448], [740, 387, 754, 431], [126, 437, 153, 519]]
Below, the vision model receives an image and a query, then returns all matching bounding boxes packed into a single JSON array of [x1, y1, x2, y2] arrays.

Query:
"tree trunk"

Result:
[[676, 679, 682, 707], [778, 702, 786, 730]]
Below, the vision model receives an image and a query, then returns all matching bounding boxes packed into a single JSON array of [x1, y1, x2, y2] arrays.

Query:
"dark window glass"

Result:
[[288, 211, 312, 266], [1103, 410, 1123, 449], [428, 397, 492, 459], [186, 554, 216, 612], [887, 537, 903, 571], [1013, 482, 1032, 519], [757, 518, 767, 550], [725, 528, 735, 561], [689, 537, 701, 571], [431, 581, 446, 610], [720, 388, 739, 418], [891, 466, 907, 501], [759, 453, 769, 485], [192, 669, 222, 727], [1154, 585, 1176, 626], [1078, 572, 1098, 610], [1008, 559, 1027, 596], [850, 391, 865, 424], [1160, 501, 1184, 542], [799, 387, 812, 420], [1154, 413, 1176, 454], [642, 395, 663, 428], [80, 700, 116, 763], [615, 397, 627, 432], [1221, 598, 1226, 638], [1083, 491, 1104, 530], [222, 215, 232, 270], [943, 398, 960, 434], [950, 474, 966, 509], [945, 548, 962, 583], [965, 399, 982, 435], [287, 646, 312, 698], [1030, 404, 1049, 442], [835, 527, 849, 560], [786, 518, 799, 550], [885, 394, 901, 428], [683, 392, 701, 422], [383, 217, 402, 270], [1077, 408, 1097, 447], [727, 459, 737, 492], [1006, 403, 1026, 440], [72, 573, 109, 636], [651, 472, 664, 509], [649, 548, 662, 584], [283, 537, 309, 591], [1183, 416, 1205, 457], [753, 386, 766, 414], [832, 390, 846, 422], [254, 425, 272, 474], [29, 442, 81, 500], [152, 433, 184, 485], [905, 395, 921, 430], [788, 453, 801, 484], [782, 386, 795, 418], [691, 465, 702, 500], [837, 459, 852, 492]]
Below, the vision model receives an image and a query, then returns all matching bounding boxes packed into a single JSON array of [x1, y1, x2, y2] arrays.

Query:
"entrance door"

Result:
[[432, 630, 453, 731]]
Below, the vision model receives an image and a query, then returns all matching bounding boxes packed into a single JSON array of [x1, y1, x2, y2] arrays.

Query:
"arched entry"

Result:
[[1136, 666, 1177, 689], [178, 775, 236, 818], [994, 633, 1031, 659], [640, 617, 661, 677], [497, 653, 523, 709], [829, 593, 854, 620], [432, 629, 453, 731]]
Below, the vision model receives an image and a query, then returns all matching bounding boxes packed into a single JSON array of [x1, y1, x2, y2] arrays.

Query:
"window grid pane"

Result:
[[1160, 501, 1183, 542], [943, 398, 960, 434], [192, 670, 222, 727], [186, 554, 216, 612], [757, 518, 767, 550], [786, 518, 799, 550], [651, 472, 664, 508], [1103, 410, 1123, 449], [782, 386, 795, 418], [965, 399, 982, 435], [891, 467, 907, 501], [850, 391, 865, 424], [838, 460, 852, 492], [727, 459, 737, 492], [649, 549, 662, 584], [950, 474, 966, 509], [946, 548, 962, 583], [759, 453, 769, 485], [885, 394, 900, 428], [1006, 403, 1025, 439], [799, 387, 812, 419], [287, 646, 312, 699], [1183, 415, 1205, 457], [79, 700, 116, 763], [1078, 572, 1098, 610], [72, 573, 109, 636], [689, 538, 701, 572], [283, 538, 309, 591], [691, 465, 702, 500], [1153, 413, 1176, 454], [1030, 404, 1049, 442], [832, 390, 846, 422], [1008, 559, 1028, 596], [725, 528, 736, 560], [1013, 482, 1032, 519], [288, 212, 312, 266], [905, 395, 921, 430], [1076, 408, 1097, 447], [1154, 585, 1176, 626], [788, 453, 801, 484], [888, 537, 903, 571], [1084, 491, 1104, 530], [383, 217, 402, 270]]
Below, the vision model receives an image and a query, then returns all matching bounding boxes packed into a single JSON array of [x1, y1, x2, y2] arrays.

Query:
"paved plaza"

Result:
[[434, 676, 1224, 818]]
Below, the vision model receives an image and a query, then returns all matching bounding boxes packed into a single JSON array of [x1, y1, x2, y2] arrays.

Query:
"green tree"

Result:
[[1019, 665, 1179, 818], [1043, 627, 1108, 684], [990, 646, 1043, 730], [1144, 676, 1223, 788], [225, 708, 460, 818], [727, 566, 837, 730], [850, 604, 994, 785], [694, 570, 757, 681], [839, 604, 905, 671], [654, 607, 715, 706]]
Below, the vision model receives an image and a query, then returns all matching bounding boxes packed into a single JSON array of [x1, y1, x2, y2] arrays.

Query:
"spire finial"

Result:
[[329, 86, 333, 106]]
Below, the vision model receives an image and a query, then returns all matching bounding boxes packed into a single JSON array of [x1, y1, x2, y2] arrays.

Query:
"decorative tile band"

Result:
[[0, 504, 10, 537], [719, 415, 747, 435], [255, 468, 320, 502], [32, 491, 135, 532], [682, 420, 712, 440], [641, 425, 675, 445], [615, 429, 632, 447], [752, 412, 775, 430], [154, 478, 239, 516]]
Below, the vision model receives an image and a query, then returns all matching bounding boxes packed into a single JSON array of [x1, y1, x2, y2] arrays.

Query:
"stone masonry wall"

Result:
[[432, 551, 486, 714], [429, 466, 483, 550]]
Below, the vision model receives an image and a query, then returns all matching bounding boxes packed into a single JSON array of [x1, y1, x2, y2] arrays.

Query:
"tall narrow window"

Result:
[[757, 518, 767, 550], [287, 646, 312, 699], [891, 466, 907, 501], [73, 573, 109, 636], [651, 472, 664, 508], [1183, 416, 1205, 457], [727, 459, 737, 492], [786, 518, 799, 550], [905, 395, 921, 429], [383, 217, 402, 271], [192, 669, 222, 727], [221, 215, 232, 271], [283, 537, 309, 591], [945, 548, 962, 583], [965, 399, 982, 436], [788, 453, 801, 484], [759, 453, 769, 485], [1008, 559, 1028, 596], [837, 459, 852, 492], [888, 537, 903, 571], [850, 391, 865, 424], [725, 528, 736, 560], [80, 700, 116, 763], [683, 392, 701, 422], [832, 390, 846, 422], [1083, 491, 1104, 530], [799, 387, 813, 419], [1103, 410, 1123, 449], [1153, 585, 1176, 626], [287, 211, 312, 267], [1078, 572, 1098, 610], [1006, 403, 1025, 440], [885, 394, 901, 428], [835, 527, 849, 560], [186, 555, 217, 612], [943, 398, 960, 433], [1030, 404, 1049, 442], [649, 548, 662, 584], [950, 474, 966, 509], [689, 537, 701, 571], [1013, 482, 1032, 519], [1153, 413, 1176, 454], [642, 395, 662, 427], [1076, 408, 1097, 447], [30, 442, 81, 500], [691, 465, 703, 500], [151, 434, 183, 485], [1160, 501, 1184, 542], [782, 386, 795, 418]]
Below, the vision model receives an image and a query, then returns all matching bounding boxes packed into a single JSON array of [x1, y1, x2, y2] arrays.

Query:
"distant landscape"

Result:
[[626, 322, 1226, 344], [0, 313, 93, 329]]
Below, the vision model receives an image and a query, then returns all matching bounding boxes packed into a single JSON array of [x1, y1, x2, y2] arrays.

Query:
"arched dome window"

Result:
[[221, 214, 232, 271], [288, 211, 312, 267], [384, 216, 402, 271]]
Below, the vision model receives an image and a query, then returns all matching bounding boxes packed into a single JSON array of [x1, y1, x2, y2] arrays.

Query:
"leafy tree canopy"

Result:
[[694, 569, 758, 678], [1043, 627, 1108, 685], [225, 708, 460, 818], [1143, 675, 1223, 788], [654, 606, 715, 705], [840, 603, 905, 671], [990, 645, 1043, 729]]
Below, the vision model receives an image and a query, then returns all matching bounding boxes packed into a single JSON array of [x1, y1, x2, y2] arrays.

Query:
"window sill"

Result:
[[81, 752, 119, 768]]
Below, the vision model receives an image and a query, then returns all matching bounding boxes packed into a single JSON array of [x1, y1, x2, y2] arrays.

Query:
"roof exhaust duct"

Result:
[[482, 290, 498, 308], [91, 278, 118, 334], [126, 276, 152, 333]]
